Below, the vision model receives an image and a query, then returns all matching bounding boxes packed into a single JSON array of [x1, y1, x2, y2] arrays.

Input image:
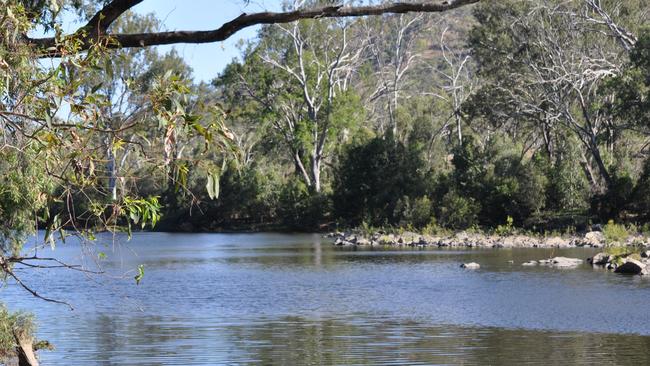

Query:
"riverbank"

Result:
[[326, 230, 650, 249], [326, 230, 650, 275]]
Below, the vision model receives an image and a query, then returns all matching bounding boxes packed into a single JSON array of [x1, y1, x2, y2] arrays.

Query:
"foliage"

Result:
[[437, 190, 480, 230], [0, 304, 34, 357], [333, 136, 427, 226], [602, 220, 630, 244], [495, 216, 515, 236], [394, 196, 434, 229]]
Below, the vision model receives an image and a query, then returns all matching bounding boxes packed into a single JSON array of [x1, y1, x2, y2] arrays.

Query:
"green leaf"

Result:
[[206, 169, 221, 200], [91, 82, 103, 94], [44, 113, 52, 129], [134, 264, 145, 285]]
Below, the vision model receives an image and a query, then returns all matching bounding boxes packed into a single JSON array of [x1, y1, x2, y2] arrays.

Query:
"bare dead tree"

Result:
[[433, 27, 475, 145]]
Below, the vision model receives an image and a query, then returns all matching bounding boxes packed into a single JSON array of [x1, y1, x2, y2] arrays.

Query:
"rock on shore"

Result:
[[328, 230, 650, 249], [589, 252, 650, 275]]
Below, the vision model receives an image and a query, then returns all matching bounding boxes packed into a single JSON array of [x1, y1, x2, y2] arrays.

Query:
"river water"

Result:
[[3, 232, 650, 365]]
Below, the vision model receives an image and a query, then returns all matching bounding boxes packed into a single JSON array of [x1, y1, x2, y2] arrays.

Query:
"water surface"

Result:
[[3, 232, 650, 365]]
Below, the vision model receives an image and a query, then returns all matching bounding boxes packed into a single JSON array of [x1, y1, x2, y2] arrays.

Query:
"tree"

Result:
[[362, 12, 425, 139], [333, 136, 427, 226], [466, 0, 638, 193], [242, 16, 365, 193]]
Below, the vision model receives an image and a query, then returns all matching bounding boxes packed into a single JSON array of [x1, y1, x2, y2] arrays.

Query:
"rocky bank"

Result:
[[327, 230, 649, 249], [328, 230, 650, 276]]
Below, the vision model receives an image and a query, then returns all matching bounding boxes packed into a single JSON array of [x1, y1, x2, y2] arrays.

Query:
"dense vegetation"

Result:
[[1, 0, 648, 245], [152, 1, 650, 234]]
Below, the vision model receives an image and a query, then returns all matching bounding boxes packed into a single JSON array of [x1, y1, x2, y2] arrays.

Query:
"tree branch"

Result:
[[27, 0, 479, 57], [0, 257, 74, 310]]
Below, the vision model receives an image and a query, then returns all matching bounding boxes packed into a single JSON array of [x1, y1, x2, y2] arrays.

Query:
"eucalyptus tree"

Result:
[[361, 12, 425, 139], [466, 0, 642, 193], [220, 13, 366, 192]]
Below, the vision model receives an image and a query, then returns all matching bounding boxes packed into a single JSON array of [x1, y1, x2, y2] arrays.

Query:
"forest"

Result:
[[110, 1, 650, 234], [0, 0, 648, 242]]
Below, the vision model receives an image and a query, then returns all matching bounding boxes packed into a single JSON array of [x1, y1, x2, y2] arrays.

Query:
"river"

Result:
[[3, 232, 650, 365]]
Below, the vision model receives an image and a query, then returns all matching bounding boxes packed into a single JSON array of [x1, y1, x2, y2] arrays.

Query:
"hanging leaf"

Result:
[[206, 169, 221, 200]]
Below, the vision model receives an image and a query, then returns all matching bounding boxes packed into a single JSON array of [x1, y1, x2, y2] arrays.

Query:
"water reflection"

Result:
[[3, 233, 650, 365], [60, 315, 650, 365]]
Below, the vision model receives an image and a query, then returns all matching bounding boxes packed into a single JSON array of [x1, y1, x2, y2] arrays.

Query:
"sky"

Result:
[[48, 0, 283, 82], [130, 0, 283, 82]]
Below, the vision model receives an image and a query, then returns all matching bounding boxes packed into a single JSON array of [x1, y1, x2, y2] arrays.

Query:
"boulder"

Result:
[[344, 235, 357, 244], [334, 238, 355, 246], [460, 262, 480, 270], [356, 237, 370, 246], [614, 259, 647, 275], [553, 256, 583, 267], [581, 231, 605, 247], [544, 257, 583, 267], [543, 237, 569, 248], [588, 252, 610, 266], [522, 260, 538, 266]]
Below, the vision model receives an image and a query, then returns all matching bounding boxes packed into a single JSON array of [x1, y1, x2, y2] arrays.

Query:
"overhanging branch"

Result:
[[27, 0, 479, 57]]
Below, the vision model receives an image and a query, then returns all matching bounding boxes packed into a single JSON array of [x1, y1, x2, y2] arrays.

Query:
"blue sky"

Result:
[[131, 0, 282, 82], [45, 1, 282, 82]]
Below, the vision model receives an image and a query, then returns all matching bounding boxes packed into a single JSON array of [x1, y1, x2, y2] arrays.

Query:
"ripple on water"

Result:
[[3, 232, 650, 365]]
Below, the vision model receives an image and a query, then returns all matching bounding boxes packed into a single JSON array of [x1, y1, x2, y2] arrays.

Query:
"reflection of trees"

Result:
[[90, 314, 199, 366], [224, 317, 650, 365], [40, 313, 650, 364]]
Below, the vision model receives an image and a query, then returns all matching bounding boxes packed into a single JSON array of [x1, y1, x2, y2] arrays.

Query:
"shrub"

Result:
[[602, 220, 630, 244], [333, 136, 427, 226], [437, 190, 480, 230], [482, 154, 548, 226], [394, 196, 433, 228], [278, 179, 329, 230], [546, 140, 591, 211], [495, 216, 515, 236], [591, 171, 634, 221]]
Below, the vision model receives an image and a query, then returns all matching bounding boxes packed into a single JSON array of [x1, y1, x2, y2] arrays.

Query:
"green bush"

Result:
[[602, 220, 630, 244], [591, 169, 634, 221], [394, 196, 433, 228], [482, 154, 548, 226], [333, 136, 427, 226], [546, 140, 591, 211], [278, 178, 329, 230], [495, 216, 515, 236], [437, 190, 480, 230]]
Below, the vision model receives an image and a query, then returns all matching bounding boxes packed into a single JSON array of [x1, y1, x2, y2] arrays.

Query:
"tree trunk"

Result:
[[311, 154, 322, 193], [587, 137, 612, 192], [107, 144, 117, 201], [293, 151, 312, 187], [2, 333, 40, 366]]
